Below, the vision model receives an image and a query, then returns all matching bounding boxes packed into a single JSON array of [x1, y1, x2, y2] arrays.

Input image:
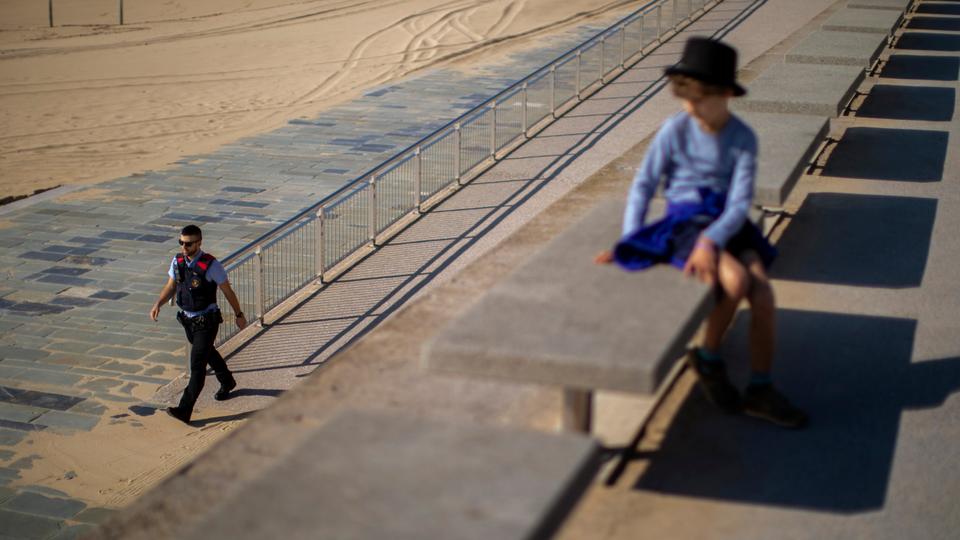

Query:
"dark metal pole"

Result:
[[49, 0, 54, 27]]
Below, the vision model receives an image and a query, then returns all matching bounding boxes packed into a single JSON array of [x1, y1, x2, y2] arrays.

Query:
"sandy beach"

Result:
[[0, 0, 637, 201]]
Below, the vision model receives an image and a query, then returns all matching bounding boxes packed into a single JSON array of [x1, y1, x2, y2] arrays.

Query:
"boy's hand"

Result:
[[594, 250, 615, 264], [683, 239, 717, 284]]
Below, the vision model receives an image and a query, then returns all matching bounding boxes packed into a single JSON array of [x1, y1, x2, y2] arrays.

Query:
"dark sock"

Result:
[[748, 371, 772, 388], [696, 348, 724, 373]]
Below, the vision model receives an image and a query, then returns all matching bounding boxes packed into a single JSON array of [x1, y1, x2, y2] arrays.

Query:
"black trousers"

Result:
[[177, 311, 234, 417]]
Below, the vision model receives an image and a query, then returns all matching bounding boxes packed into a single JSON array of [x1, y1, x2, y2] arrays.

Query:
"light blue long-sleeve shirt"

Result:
[[622, 111, 758, 247]]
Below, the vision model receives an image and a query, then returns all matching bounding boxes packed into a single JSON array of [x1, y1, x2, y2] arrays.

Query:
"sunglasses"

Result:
[[178, 240, 198, 247]]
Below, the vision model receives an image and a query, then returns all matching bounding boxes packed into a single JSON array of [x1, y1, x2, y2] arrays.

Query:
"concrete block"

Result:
[[846, 0, 912, 10], [187, 410, 602, 540], [425, 200, 712, 395], [735, 62, 865, 117], [823, 8, 903, 34], [786, 30, 887, 68], [738, 112, 830, 207]]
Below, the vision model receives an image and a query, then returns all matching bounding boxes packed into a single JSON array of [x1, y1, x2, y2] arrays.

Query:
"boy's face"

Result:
[[668, 75, 733, 117]]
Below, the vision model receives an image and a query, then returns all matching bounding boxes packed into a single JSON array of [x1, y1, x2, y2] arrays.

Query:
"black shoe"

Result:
[[743, 384, 808, 429], [687, 349, 741, 413], [165, 406, 191, 424], [214, 380, 237, 401]]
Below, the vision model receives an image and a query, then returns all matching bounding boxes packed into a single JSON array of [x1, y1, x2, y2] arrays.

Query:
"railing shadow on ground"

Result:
[[772, 193, 937, 288], [219, 0, 771, 377], [632, 308, 960, 513]]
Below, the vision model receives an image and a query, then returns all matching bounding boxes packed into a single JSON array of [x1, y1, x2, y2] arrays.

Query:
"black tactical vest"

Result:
[[174, 253, 218, 312]]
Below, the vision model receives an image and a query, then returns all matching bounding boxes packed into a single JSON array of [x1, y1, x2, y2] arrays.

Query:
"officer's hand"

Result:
[[236, 314, 247, 330], [150, 303, 161, 321]]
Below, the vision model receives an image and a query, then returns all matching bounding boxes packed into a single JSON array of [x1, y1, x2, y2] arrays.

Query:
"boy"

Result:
[[596, 37, 807, 429]]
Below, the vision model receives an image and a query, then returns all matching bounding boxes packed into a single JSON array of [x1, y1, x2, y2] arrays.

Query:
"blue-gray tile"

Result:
[[0, 386, 84, 411]]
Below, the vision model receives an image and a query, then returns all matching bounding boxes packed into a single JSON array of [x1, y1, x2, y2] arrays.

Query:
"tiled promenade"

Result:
[[0, 10, 629, 538]]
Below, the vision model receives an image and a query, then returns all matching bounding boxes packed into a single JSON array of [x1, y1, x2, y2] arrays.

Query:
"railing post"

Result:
[[657, 5, 662, 40], [369, 175, 377, 246], [490, 101, 497, 161], [315, 208, 325, 282], [575, 50, 582, 100], [415, 147, 423, 213], [550, 64, 557, 117], [639, 13, 645, 52], [255, 247, 265, 326], [522, 82, 529, 137], [119, 0, 123, 24], [600, 36, 606, 83], [619, 25, 626, 69], [49, 0, 53, 27], [673, 0, 678, 26], [454, 123, 462, 185]]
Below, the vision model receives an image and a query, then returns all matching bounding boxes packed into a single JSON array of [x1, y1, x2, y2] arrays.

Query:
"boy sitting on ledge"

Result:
[[596, 37, 807, 429]]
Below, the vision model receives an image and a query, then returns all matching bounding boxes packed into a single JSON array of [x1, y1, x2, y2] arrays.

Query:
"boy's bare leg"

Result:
[[703, 251, 750, 352], [742, 251, 774, 373]]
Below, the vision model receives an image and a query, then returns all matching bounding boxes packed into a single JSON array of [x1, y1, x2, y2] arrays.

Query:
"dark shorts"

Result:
[[672, 218, 777, 269], [614, 214, 777, 271]]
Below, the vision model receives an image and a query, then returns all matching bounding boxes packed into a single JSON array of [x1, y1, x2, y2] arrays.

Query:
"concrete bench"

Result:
[[846, 0, 913, 11], [739, 112, 830, 208], [823, 7, 905, 36], [735, 62, 866, 117], [424, 199, 714, 432], [785, 29, 888, 68], [182, 409, 603, 540]]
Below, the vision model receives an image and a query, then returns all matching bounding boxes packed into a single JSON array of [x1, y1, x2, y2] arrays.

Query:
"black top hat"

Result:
[[664, 37, 746, 97]]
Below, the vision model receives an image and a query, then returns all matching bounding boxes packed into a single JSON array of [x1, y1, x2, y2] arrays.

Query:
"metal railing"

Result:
[[216, 0, 718, 344]]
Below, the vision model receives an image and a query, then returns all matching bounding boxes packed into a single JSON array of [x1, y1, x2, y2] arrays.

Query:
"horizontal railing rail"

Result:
[[216, 0, 718, 344]]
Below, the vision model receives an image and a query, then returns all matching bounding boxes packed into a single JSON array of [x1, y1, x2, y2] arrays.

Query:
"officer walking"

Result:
[[150, 224, 247, 424]]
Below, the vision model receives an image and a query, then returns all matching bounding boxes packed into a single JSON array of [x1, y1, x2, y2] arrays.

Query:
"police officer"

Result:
[[150, 224, 247, 424]]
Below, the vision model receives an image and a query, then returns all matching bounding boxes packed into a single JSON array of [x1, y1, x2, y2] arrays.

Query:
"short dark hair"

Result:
[[180, 224, 202, 238]]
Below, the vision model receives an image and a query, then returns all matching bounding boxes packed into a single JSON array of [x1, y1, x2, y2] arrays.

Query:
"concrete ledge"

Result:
[[786, 29, 887, 67], [181, 409, 602, 540], [740, 112, 830, 208], [823, 7, 904, 35], [424, 199, 713, 395], [735, 62, 866, 117], [846, 0, 912, 11]]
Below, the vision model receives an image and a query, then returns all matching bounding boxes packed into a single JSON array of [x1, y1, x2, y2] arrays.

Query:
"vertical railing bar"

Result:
[[369, 176, 377, 246], [522, 82, 529, 137], [119, 0, 124, 25], [255, 247, 265, 326], [640, 13, 645, 53], [657, 4, 662, 40], [600, 36, 607, 83], [550, 64, 557, 117], [455, 124, 462, 185], [415, 147, 423, 213], [575, 51, 582, 100], [619, 25, 626, 69], [490, 101, 498, 161]]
